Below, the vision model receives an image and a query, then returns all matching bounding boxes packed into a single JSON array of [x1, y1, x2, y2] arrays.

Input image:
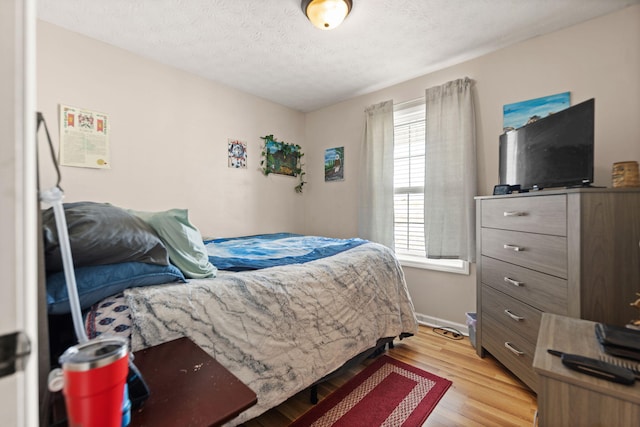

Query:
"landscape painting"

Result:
[[503, 92, 570, 132], [264, 139, 300, 177]]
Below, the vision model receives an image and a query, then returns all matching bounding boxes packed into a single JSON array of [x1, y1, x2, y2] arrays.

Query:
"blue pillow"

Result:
[[46, 262, 186, 314]]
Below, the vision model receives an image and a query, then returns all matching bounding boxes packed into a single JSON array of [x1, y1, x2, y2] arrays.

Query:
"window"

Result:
[[393, 100, 425, 258], [393, 100, 468, 274]]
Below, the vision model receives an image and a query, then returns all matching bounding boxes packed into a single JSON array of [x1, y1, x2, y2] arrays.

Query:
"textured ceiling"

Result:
[[38, 0, 639, 113]]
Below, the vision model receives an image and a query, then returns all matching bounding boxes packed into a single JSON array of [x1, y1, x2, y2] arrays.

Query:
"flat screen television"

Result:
[[499, 98, 594, 191]]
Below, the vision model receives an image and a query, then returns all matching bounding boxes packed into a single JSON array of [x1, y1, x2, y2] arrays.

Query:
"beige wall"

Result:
[[37, 21, 307, 238], [303, 5, 640, 326], [37, 6, 640, 328]]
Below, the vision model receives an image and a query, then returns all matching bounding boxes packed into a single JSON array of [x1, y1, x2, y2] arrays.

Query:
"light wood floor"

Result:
[[243, 325, 538, 426]]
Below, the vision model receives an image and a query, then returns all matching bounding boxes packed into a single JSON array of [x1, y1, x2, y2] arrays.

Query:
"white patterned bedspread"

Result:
[[122, 242, 417, 426]]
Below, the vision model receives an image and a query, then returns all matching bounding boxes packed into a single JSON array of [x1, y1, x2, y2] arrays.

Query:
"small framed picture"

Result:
[[325, 147, 344, 182], [228, 139, 247, 169]]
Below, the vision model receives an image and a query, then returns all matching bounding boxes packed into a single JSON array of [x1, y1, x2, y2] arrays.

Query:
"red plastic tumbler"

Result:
[[60, 336, 129, 427]]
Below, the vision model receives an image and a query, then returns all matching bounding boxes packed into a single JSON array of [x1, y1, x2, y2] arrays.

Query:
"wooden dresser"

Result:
[[475, 188, 640, 392]]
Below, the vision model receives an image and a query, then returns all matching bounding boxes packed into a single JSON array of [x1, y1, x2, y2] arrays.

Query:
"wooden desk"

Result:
[[533, 313, 640, 426], [131, 337, 257, 427]]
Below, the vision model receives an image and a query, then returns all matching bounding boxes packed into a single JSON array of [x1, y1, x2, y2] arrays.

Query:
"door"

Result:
[[0, 0, 39, 425]]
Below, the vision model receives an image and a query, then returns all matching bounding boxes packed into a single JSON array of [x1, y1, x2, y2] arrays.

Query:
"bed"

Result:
[[43, 202, 418, 426]]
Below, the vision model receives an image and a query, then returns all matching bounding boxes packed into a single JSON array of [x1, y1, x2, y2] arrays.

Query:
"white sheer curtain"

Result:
[[424, 78, 477, 262], [358, 100, 394, 248]]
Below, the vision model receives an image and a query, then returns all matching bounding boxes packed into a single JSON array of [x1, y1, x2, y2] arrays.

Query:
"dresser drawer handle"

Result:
[[503, 244, 524, 252], [504, 309, 525, 321], [504, 342, 525, 356], [503, 211, 526, 217], [504, 277, 524, 287]]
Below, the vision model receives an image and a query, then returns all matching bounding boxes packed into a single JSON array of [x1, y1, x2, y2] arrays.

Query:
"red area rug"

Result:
[[289, 355, 452, 427]]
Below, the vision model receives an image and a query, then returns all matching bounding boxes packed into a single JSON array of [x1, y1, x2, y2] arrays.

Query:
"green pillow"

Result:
[[130, 209, 217, 279]]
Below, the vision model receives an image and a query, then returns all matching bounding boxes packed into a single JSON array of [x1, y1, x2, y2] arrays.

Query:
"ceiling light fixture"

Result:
[[302, 0, 352, 30]]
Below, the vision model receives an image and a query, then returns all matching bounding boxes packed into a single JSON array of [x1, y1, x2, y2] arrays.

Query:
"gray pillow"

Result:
[[42, 202, 169, 273]]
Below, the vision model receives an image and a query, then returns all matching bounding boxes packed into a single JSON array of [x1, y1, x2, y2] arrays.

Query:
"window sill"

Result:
[[397, 255, 470, 275]]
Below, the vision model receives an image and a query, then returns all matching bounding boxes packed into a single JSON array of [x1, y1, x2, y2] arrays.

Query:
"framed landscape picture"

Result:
[[260, 135, 306, 192], [263, 138, 301, 177]]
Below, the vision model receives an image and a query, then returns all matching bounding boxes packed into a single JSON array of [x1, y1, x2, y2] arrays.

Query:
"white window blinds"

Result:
[[393, 100, 426, 257]]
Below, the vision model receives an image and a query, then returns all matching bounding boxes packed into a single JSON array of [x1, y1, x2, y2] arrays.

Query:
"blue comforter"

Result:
[[204, 233, 367, 271]]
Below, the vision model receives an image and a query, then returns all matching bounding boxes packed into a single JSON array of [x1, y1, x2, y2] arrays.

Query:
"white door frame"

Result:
[[0, 0, 39, 425]]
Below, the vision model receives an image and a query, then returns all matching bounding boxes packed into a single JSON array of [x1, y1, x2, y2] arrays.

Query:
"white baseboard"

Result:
[[415, 312, 469, 336]]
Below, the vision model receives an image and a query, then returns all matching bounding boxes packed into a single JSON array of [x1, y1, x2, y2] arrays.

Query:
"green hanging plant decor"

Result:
[[260, 134, 306, 193]]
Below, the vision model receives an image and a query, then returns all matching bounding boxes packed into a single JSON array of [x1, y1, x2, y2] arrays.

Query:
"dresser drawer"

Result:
[[481, 195, 566, 236], [481, 307, 538, 391], [482, 285, 542, 345], [481, 228, 567, 278], [481, 256, 568, 314]]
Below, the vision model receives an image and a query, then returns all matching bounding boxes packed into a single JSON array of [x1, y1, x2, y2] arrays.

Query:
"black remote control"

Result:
[[548, 349, 635, 385]]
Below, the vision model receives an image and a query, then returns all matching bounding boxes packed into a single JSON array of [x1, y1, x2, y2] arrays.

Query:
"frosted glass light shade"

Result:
[[303, 0, 352, 30]]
